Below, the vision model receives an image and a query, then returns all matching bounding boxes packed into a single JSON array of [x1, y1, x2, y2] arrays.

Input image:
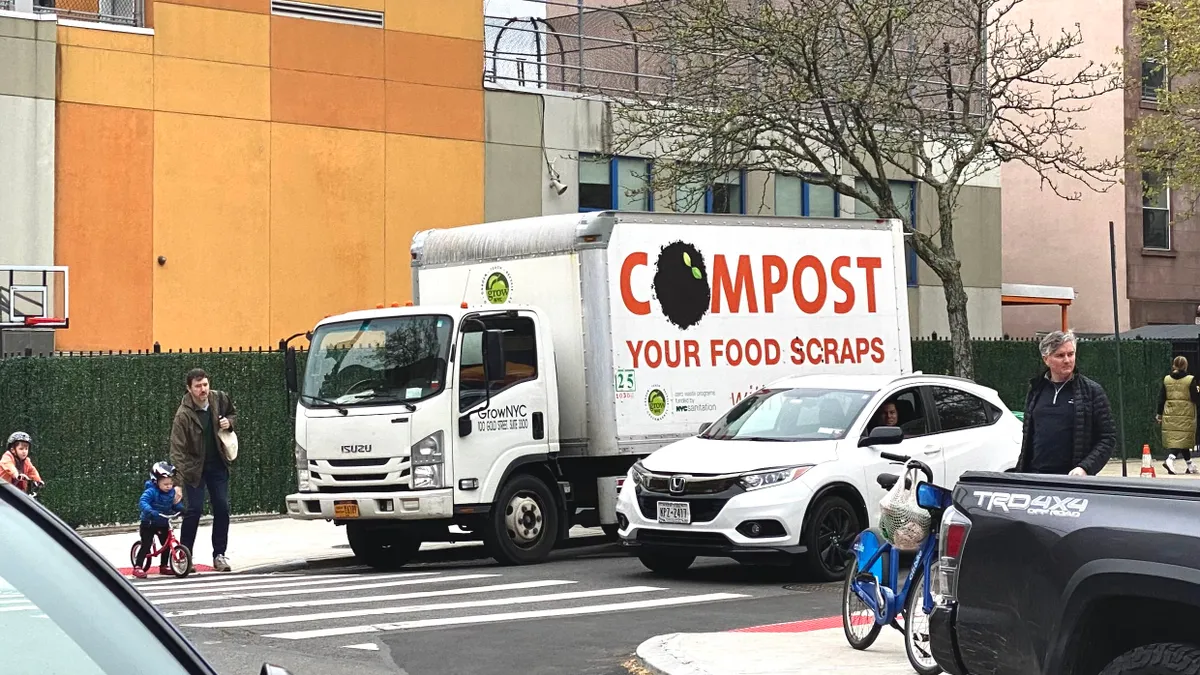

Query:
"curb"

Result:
[[635, 634, 708, 675], [77, 512, 285, 537], [235, 554, 358, 575]]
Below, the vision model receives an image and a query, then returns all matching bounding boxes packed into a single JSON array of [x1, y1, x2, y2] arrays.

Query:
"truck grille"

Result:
[[321, 458, 390, 468], [308, 456, 411, 492]]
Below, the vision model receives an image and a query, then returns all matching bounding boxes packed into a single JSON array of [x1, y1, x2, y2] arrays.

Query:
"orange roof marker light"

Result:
[[405, 302, 413, 307], [376, 304, 385, 309], [391, 302, 400, 307], [461, 302, 469, 309]]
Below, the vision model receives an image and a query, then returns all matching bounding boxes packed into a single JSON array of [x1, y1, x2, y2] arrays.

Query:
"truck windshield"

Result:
[[303, 315, 453, 408], [701, 387, 875, 441]]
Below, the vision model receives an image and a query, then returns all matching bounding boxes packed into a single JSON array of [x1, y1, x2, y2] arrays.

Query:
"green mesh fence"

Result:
[[0, 339, 1176, 527], [912, 337, 1174, 462], [0, 350, 304, 528]]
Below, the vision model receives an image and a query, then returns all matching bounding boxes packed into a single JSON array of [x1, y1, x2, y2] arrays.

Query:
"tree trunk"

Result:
[[941, 270, 974, 379]]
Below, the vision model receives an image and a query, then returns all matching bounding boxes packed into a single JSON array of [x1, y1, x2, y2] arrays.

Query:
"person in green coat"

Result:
[[1156, 355, 1200, 475]]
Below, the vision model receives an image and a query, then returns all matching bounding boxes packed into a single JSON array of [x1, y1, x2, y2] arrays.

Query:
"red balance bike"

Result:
[[128, 513, 193, 578]]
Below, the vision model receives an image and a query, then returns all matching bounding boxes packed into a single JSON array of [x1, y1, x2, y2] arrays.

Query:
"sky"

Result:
[[484, 0, 547, 19]]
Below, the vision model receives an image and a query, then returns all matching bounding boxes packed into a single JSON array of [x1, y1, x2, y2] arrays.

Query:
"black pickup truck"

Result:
[[929, 471, 1200, 675]]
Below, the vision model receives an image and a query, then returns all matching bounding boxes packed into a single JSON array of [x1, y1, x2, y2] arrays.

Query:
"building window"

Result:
[[1142, 40, 1168, 102], [664, 169, 744, 214], [710, 171, 743, 214], [855, 178, 918, 287], [1143, 171, 1170, 250], [775, 174, 839, 217], [578, 154, 652, 212]]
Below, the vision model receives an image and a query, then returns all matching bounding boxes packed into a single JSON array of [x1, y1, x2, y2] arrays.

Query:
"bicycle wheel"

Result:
[[129, 541, 144, 569], [842, 552, 883, 650], [903, 563, 942, 674], [170, 544, 192, 578]]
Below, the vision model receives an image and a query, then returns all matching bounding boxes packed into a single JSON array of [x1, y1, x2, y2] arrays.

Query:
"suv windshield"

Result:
[[303, 315, 453, 407], [701, 387, 875, 441]]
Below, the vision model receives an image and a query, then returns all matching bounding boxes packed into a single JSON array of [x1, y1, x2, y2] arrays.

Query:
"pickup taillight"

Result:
[[934, 505, 972, 606]]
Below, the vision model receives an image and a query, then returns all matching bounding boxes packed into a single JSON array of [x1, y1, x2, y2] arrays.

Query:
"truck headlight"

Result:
[[411, 431, 444, 489], [413, 464, 444, 490], [297, 468, 313, 492], [738, 466, 812, 491], [294, 442, 308, 469]]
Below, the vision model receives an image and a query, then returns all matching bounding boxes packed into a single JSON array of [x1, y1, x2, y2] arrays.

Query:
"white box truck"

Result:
[[282, 211, 912, 568]]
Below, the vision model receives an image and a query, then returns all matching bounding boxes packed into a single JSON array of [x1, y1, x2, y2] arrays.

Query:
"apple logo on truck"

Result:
[[652, 241, 710, 329]]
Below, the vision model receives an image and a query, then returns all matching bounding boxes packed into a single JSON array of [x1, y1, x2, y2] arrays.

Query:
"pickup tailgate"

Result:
[[942, 471, 1200, 675]]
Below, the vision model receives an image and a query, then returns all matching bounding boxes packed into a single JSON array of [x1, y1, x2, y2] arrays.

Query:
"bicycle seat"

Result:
[[876, 473, 913, 490]]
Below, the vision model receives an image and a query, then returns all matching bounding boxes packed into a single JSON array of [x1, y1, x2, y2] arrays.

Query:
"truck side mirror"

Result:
[[459, 414, 473, 437], [483, 330, 507, 382], [284, 347, 298, 393]]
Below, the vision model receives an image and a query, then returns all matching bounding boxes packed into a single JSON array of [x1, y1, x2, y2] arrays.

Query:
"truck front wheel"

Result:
[[346, 523, 422, 570], [1100, 643, 1200, 675], [484, 474, 560, 565]]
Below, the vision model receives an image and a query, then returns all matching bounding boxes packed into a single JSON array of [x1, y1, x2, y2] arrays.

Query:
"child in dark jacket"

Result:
[[133, 461, 184, 578]]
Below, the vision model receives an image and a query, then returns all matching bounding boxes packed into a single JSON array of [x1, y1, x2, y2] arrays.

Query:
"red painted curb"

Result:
[[118, 564, 215, 577], [731, 614, 876, 633]]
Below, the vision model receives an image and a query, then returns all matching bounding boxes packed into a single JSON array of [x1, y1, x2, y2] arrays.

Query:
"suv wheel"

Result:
[[804, 495, 861, 582]]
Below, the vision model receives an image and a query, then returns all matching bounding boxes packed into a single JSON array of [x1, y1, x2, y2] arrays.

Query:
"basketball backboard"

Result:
[[0, 265, 69, 329]]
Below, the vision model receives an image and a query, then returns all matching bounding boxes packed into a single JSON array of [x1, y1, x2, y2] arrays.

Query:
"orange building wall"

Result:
[[53, 0, 484, 351]]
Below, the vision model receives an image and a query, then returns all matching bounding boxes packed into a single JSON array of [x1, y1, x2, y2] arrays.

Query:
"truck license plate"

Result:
[[334, 501, 359, 519], [657, 501, 691, 524]]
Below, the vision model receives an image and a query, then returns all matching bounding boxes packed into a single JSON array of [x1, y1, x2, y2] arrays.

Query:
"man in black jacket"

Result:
[[1016, 330, 1116, 476]]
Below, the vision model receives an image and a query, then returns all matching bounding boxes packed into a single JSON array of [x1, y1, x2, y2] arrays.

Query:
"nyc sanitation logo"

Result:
[[652, 241, 711, 329], [482, 267, 512, 304]]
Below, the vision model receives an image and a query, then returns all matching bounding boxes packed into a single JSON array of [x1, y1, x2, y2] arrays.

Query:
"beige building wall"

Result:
[[998, 0, 1128, 337]]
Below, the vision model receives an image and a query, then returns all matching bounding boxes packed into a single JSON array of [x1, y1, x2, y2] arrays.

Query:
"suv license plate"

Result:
[[657, 501, 691, 524]]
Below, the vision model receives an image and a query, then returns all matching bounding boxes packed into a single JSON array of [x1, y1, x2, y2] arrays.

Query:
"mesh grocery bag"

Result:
[[879, 466, 932, 551]]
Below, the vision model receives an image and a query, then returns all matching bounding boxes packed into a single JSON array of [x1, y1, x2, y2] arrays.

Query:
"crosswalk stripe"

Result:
[[185, 586, 666, 628], [0, 604, 35, 613], [152, 573, 503, 606], [130, 572, 310, 589], [266, 593, 750, 640], [140, 572, 437, 598], [0, 598, 31, 606], [164, 579, 577, 618]]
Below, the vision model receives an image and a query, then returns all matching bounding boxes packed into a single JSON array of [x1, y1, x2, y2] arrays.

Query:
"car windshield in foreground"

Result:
[[302, 315, 453, 407], [0, 493, 196, 674], [701, 387, 875, 442]]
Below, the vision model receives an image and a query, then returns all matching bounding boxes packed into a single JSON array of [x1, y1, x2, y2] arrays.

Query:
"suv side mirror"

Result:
[[858, 425, 904, 447], [284, 347, 298, 393], [483, 329, 507, 382], [698, 422, 711, 435]]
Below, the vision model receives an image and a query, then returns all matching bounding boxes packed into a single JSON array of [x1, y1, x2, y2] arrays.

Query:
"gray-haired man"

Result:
[[1015, 330, 1116, 476]]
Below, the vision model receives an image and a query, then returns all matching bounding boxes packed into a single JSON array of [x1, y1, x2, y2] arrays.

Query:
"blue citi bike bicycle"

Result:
[[840, 451, 954, 675]]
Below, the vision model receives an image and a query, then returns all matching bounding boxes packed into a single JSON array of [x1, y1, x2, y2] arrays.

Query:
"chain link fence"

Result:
[[32, 0, 144, 27]]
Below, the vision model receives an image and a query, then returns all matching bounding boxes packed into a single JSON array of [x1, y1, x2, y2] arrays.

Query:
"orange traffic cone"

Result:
[[1140, 444, 1157, 478]]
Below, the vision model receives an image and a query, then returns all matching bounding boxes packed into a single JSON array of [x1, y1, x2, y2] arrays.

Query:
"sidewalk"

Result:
[[78, 517, 608, 577], [635, 618, 915, 675]]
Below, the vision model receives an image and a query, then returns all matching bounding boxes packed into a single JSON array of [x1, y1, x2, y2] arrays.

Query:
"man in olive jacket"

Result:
[[169, 368, 236, 572]]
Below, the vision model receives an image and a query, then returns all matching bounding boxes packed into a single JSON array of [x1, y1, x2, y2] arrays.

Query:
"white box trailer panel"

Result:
[[411, 212, 911, 457], [605, 217, 911, 440]]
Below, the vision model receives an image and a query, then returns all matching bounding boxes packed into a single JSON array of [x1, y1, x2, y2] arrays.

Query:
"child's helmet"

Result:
[[5, 431, 31, 451], [150, 461, 175, 481]]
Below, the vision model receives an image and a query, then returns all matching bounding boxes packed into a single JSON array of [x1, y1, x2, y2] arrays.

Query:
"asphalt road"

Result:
[[140, 537, 844, 675]]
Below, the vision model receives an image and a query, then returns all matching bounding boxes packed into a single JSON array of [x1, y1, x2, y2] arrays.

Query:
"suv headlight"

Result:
[[411, 431, 445, 489], [738, 466, 812, 491], [630, 461, 651, 489]]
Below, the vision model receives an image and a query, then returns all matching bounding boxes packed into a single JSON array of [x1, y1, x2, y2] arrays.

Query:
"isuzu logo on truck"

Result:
[[341, 444, 373, 454]]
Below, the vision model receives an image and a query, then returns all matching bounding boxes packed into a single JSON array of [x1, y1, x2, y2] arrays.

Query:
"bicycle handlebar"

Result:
[[879, 452, 934, 484]]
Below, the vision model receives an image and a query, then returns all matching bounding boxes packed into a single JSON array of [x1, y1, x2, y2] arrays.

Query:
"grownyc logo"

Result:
[[971, 491, 1089, 517]]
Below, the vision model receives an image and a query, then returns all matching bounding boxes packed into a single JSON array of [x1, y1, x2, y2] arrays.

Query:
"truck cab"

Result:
[[283, 304, 573, 568]]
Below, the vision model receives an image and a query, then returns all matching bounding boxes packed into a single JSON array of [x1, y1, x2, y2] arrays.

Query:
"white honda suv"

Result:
[[615, 372, 1022, 581]]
